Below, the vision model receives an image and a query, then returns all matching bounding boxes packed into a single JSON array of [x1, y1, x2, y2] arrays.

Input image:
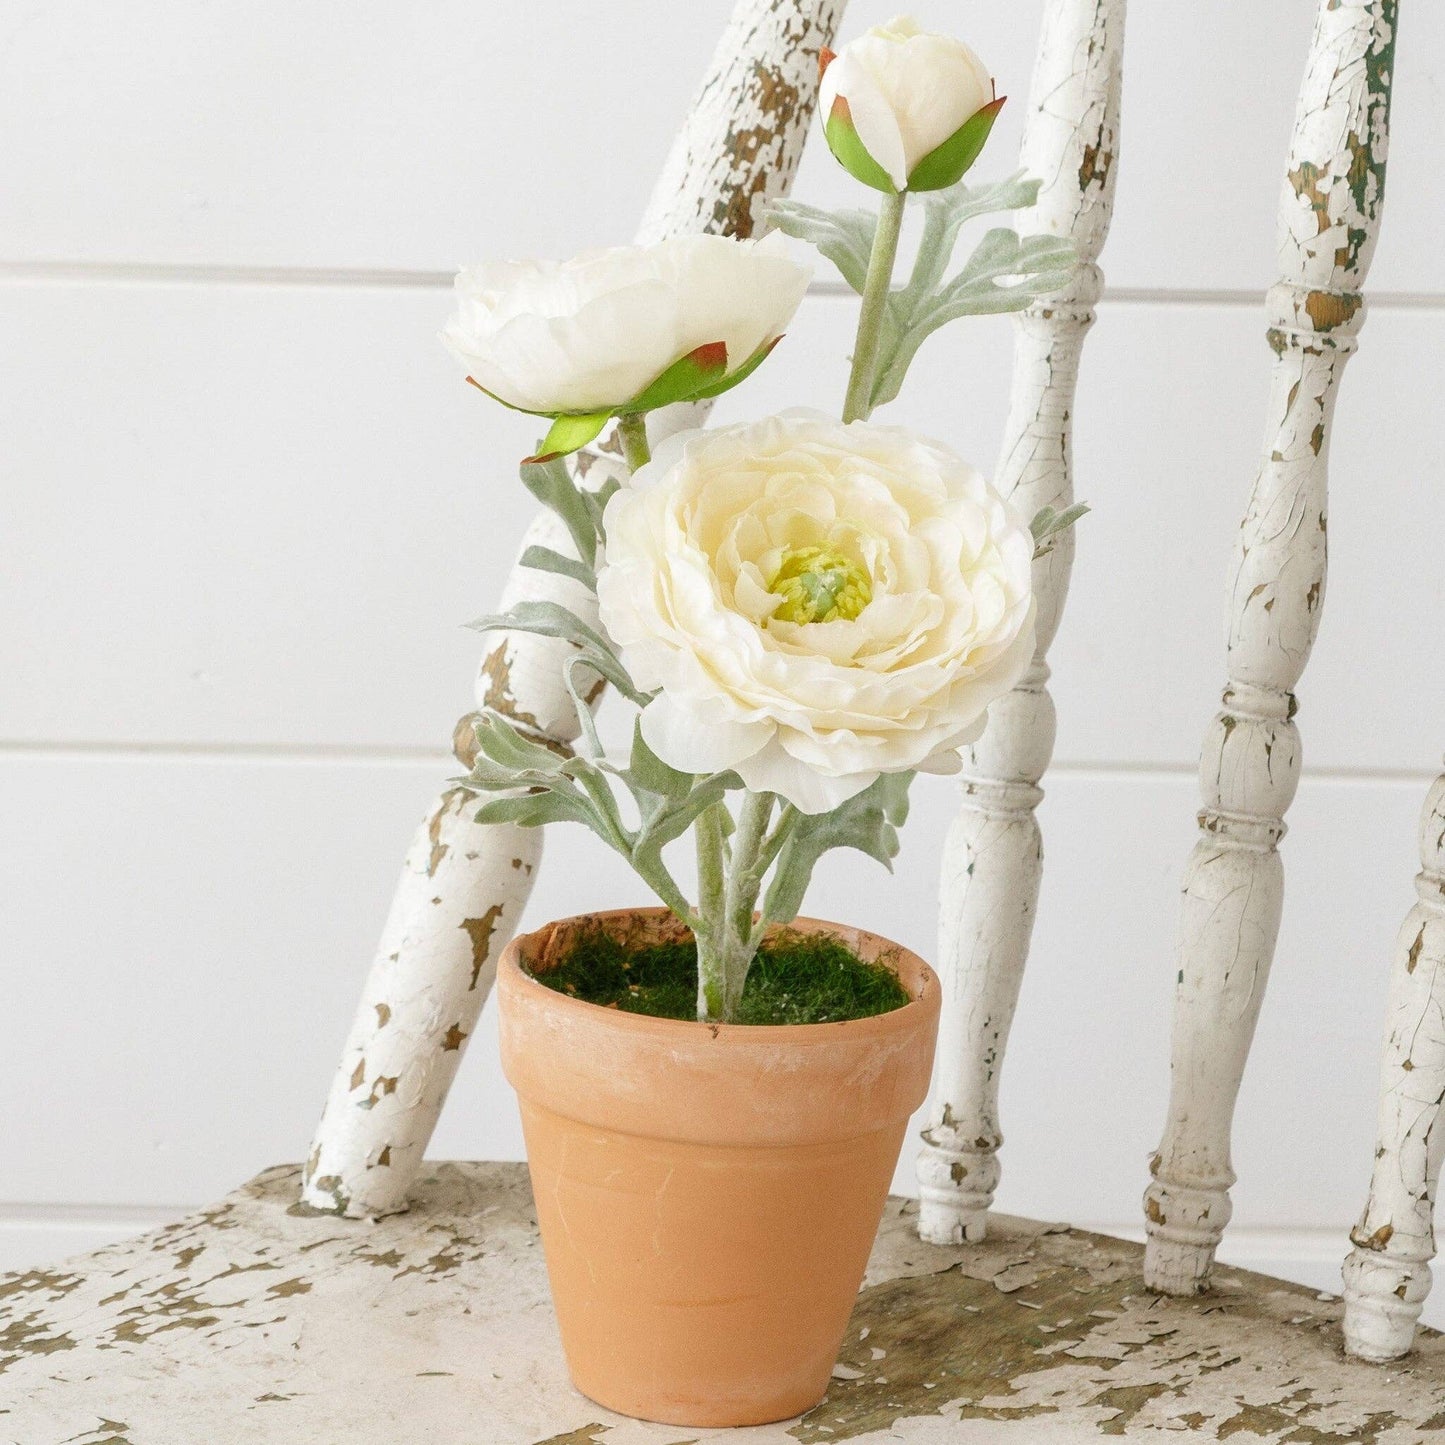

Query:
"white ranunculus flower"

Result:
[[441, 233, 811, 416], [820, 16, 999, 192], [596, 412, 1036, 814]]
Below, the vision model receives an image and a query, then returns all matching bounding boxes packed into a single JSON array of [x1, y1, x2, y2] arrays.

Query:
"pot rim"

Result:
[[500, 906, 939, 1040]]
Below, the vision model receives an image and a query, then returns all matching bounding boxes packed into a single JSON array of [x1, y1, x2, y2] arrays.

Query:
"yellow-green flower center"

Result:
[[768, 545, 873, 624]]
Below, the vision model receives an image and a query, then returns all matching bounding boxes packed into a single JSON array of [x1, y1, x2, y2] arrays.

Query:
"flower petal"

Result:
[[734, 740, 878, 815], [637, 694, 772, 775]]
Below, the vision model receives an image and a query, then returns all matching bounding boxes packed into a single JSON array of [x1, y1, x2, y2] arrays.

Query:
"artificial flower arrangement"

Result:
[[442, 16, 1081, 1430]]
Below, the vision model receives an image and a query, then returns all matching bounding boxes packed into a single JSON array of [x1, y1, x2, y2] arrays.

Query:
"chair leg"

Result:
[[1143, 0, 1397, 1294], [1343, 772, 1445, 1360], [917, 0, 1123, 1245], [301, 508, 596, 1216], [300, 786, 543, 1217], [918, 673, 1049, 1243], [300, 0, 846, 1216]]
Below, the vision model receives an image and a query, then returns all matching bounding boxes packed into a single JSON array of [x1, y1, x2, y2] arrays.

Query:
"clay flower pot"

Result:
[[497, 907, 940, 1428]]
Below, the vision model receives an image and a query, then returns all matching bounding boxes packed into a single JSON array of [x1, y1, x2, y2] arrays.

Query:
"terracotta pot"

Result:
[[497, 906, 940, 1428]]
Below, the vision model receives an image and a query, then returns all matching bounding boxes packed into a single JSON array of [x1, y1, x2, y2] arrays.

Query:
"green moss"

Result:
[[531, 929, 911, 1025]]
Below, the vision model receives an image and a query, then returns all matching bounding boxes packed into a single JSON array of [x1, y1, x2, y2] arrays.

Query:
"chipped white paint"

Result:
[[1144, 0, 1397, 1294], [299, 512, 591, 1218], [302, 0, 846, 1216], [917, 0, 1125, 1246], [1344, 769, 1445, 1360], [7, 1163, 1444, 1443]]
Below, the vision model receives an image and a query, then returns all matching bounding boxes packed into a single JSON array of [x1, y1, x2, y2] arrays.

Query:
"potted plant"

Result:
[[441, 16, 1081, 1428]]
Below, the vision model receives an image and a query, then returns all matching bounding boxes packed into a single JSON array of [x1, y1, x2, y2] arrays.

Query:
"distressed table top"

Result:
[[3, 1163, 1442, 1444]]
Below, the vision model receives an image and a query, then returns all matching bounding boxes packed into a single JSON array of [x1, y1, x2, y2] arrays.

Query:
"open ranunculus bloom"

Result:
[[596, 411, 1037, 814], [441, 232, 810, 416]]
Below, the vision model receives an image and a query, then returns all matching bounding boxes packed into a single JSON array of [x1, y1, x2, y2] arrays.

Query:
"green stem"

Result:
[[842, 188, 906, 424], [694, 801, 730, 1021], [617, 413, 652, 472], [752, 803, 802, 938], [693, 791, 784, 1022], [725, 791, 773, 943]]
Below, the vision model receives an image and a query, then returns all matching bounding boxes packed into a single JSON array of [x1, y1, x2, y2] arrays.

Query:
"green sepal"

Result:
[[906, 96, 1007, 193], [619, 341, 729, 414], [526, 410, 610, 464], [690, 335, 782, 401], [823, 98, 898, 195], [465, 375, 534, 414]]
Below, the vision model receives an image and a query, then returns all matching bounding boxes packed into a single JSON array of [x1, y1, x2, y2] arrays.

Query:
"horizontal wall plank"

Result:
[[6, 282, 1440, 772], [0, 1213, 180, 1274], [0, 278, 518, 750], [0, 755, 1420, 1241], [1, 3, 1439, 296], [0, 3, 723, 273]]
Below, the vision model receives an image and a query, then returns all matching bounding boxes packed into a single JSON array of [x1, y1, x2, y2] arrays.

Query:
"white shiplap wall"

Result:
[[4, 1, 1444, 1318]]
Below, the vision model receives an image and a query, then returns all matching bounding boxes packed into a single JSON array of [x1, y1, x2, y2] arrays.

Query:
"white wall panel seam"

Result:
[[4, 266, 1445, 310]]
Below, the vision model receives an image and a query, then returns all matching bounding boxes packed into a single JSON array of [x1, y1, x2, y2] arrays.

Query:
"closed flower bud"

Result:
[[819, 16, 1005, 194]]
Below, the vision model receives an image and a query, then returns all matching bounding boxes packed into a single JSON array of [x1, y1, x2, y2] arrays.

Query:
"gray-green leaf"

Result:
[[579, 476, 623, 541], [519, 456, 599, 568], [520, 544, 596, 592], [872, 228, 1075, 409], [468, 600, 651, 707], [625, 719, 695, 799], [762, 200, 877, 295], [762, 773, 913, 926], [472, 791, 599, 830], [906, 171, 1043, 304], [1030, 502, 1091, 558], [471, 709, 569, 775]]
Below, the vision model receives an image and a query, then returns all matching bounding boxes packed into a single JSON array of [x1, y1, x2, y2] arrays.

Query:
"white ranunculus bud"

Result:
[[596, 411, 1036, 814], [440, 234, 810, 451], [819, 15, 1003, 193]]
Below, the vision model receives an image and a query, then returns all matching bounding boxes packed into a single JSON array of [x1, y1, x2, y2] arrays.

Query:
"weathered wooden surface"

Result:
[[300, 0, 846, 1219], [1143, 0, 1397, 1295], [1344, 767, 1445, 1360], [5, 1163, 1443, 1443], [919, 0, 1125, 1246]]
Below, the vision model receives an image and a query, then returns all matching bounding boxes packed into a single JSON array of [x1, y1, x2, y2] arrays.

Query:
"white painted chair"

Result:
[[1123, 0, 1427, 1367], [298, 0, 1438, 1373], [12, 0, 1445, 1435]]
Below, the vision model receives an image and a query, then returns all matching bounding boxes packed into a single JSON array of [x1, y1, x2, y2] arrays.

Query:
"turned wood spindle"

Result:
[[1143, 0, 1397, 1294], [917, 0, 1125, 1245], [1343, 770, 1445, 1360]]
